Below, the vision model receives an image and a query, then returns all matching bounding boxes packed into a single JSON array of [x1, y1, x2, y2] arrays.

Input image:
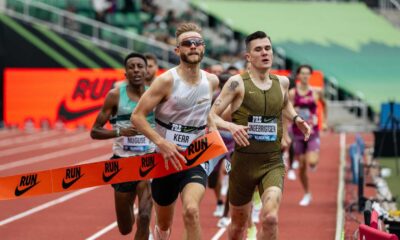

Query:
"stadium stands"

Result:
[[190, 0, 400, 112]]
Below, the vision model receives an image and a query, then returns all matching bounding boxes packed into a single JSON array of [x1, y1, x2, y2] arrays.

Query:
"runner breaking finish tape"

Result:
[[0, 131, 227, 200]]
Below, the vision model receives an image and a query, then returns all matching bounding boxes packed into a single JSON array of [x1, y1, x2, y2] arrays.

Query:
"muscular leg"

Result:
[[153, 201, 176, 240], [288, 142, 294, 169], [135, 181, 152, 240], [181, 183, 206, 240], [223, 191, 230, 217], [208, 167, 223, 210], [257, 187, 282, 240], [228, 201, 252, 240], [214, 173, 222, 203], [298, 154, 308, 193], [114, 190, 136, 235], [306, 150, 319, 168]]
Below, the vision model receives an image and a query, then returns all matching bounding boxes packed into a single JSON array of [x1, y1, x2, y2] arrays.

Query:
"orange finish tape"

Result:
[[0, 131, 227, 200]]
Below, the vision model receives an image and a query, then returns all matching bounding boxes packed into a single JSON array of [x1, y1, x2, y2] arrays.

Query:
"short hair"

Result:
[[219, 72, 232, 88], [175, 22, 202, 40], [227, 65, 239, 71], [245, 31, 272, 51], [296, 64, 313, 75], [124, 52, 147, 67], [144, 53, 158, 65]]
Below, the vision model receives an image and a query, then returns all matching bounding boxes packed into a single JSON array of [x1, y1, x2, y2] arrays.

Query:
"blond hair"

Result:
[[175, 22, 202, 40]]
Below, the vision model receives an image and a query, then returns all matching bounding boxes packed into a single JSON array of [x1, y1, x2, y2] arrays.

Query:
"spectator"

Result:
[[92, 0, 112, 22]]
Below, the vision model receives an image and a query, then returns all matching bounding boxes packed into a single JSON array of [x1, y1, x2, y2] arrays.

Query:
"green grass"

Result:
[[378, 158, 400, 209]]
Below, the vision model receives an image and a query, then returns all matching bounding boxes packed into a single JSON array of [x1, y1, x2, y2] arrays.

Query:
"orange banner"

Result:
[[4, 68, 125, 129], [4, 68, 325, 129], [0, 131, 227, 200]]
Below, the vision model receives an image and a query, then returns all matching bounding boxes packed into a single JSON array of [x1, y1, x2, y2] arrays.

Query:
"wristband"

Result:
[[115, 128, 120, 137], [293, 115, 300, 122]]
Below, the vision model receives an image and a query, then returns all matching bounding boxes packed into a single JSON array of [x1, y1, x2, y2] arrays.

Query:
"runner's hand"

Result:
[[157, 139, 186, 171], [228, 123, 249, 147], [295, 117, 311, 141], [120, 126, 139, 136]]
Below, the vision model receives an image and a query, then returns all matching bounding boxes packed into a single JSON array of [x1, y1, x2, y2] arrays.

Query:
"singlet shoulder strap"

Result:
[[170, 67, 179, 82], [240, 71, 251, 81], [119, 83, 127, 101], [200, 69, 208, 83], [269, 74, 280, 82]]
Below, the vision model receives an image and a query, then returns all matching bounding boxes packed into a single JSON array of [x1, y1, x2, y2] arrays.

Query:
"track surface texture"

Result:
[[0, 129, 341, 239]]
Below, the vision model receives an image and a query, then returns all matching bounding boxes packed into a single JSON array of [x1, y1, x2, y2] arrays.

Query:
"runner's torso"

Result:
[[110, 82, 155, 157], [293, 87, 318, 136], [155, 67, 217, 174], [232, 72, 284, 153]]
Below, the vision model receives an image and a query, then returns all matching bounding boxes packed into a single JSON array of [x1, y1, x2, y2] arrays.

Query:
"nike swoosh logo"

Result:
[[14, 181, 40, 197], [139, 164, 157, 177], [185, 143, 213, 166], [57, 100, 102, 122], [102, 168, 122, 183], [62, 174, 84, 189]]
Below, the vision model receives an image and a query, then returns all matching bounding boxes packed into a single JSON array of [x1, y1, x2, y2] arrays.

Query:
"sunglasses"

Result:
[[178, 38, 205, 47]]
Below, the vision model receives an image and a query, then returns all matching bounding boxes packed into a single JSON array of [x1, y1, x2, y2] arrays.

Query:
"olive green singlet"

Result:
[[232, 71, 284, 153]]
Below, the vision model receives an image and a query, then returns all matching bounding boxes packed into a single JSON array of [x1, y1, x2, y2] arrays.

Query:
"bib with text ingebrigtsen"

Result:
[[248, 115, 277, 142]]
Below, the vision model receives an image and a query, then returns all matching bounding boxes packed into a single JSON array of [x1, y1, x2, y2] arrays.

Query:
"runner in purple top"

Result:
[[289, 64, 327, 207]]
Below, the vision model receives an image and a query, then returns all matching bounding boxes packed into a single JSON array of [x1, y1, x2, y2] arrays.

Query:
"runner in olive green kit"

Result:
[[211, 31, 311, 240]]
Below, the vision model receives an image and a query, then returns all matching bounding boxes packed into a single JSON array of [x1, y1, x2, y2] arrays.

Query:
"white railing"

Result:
[[380, 0, 400, 10], [328, 99, 370, 122], [325, 76, 339, 101], [0, 0, 219, 68]]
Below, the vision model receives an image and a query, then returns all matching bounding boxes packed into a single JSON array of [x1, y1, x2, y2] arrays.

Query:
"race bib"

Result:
[[248, 115, 278, 142], [123, 135, 150, 152], [166, 129, 197, 149], [298, 107, 318, 126], [298, 108, 311, 121]]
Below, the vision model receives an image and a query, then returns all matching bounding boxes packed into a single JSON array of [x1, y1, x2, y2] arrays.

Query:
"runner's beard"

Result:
[[145, 73, 155, 82], [181, 52, 204, 64]]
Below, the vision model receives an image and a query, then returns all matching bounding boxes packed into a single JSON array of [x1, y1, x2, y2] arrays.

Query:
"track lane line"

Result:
[[0, 154, 110, 226], [86, 222, 118, 240], [335, 132, 346, 240], [0, 187, 98, 226], [0, 132, 88, 157], [212, 227, 227, 240], [0, 141, 111, 172], [85, 209, 139, 240], [0, 131, 59, 147]]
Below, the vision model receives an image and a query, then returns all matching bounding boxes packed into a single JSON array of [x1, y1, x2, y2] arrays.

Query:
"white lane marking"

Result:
[[86, 222, 118, 240], [212, 227, 227, 240], [0, 187, 98, 226], [0, 131, 59, 147], [0, 153, 111, 226], [85, 209, 139, 240], [335, 132, 346, 240], [0, 132, 88, 157], [0, 141, 111, 172]]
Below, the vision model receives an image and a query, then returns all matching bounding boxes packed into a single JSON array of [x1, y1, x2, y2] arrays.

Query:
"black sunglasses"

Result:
[[178, 38, 205, 47]]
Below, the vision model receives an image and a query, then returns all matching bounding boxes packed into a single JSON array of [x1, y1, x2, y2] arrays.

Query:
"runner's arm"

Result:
[[280, 76, 311, 141], [131, 74, 187, 170], [207, 73, 220, 132], [211, 75, 249, 146], [90, 90, 137, 139]]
